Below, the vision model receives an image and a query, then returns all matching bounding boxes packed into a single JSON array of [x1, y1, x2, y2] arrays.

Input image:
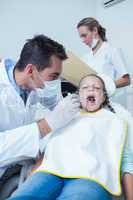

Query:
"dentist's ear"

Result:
[[25, 64, 34, 75]]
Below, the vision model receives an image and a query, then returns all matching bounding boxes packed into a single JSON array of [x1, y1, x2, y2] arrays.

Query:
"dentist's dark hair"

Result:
[[15, 34, 67, 71], [77, 17, 107, 42], [79, 74, 115, 113]]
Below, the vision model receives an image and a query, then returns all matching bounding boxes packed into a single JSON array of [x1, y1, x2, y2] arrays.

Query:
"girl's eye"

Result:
[[94, 86, 101, 90], [82, 86, 88, 89]]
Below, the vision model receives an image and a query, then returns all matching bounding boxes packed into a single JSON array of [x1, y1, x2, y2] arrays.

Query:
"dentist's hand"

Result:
[[45, 94, 80, 131]]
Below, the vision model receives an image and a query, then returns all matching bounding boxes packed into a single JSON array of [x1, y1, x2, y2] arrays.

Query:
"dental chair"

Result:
[[0, 159, 34, 200]]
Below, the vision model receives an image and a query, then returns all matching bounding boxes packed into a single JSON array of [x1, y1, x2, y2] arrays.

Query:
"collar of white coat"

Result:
[[0, 59, 22, 98], [90, 41, 108, 57], [0, 59, 11, 85]]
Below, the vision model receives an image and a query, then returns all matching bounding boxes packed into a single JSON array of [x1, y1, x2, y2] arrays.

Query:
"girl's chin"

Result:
[[86, 108, 97, 112], [85, 104, 100, 112], [86, 102, 97, 110]]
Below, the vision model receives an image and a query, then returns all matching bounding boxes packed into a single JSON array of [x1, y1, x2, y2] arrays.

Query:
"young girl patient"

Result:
[[8, 74, 133, 200]]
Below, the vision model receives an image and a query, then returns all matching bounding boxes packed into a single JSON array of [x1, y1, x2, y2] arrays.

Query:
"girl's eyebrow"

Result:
[[81, 83, 99, 86]]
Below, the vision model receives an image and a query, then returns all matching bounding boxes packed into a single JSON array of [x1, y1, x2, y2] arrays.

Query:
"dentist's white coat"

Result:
[[0, 61, 42, 177]]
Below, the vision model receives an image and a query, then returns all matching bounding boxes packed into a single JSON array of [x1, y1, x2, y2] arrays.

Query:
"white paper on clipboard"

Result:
[[62, 51, 96, 86]]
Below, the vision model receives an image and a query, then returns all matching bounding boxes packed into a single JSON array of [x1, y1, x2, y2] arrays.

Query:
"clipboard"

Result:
[[62, 51, 96, 86]]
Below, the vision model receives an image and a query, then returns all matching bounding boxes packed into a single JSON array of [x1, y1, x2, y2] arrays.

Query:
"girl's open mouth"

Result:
[[87, 95, 96, 105]]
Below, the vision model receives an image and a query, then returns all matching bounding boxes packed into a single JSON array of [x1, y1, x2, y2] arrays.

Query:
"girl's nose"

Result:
[[88, 86, 94, 91]]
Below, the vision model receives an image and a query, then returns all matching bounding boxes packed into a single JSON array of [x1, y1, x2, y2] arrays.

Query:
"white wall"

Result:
[[96, 0, 133, 75], [0, 0, 97, 59], [0, 0, 132, 73]]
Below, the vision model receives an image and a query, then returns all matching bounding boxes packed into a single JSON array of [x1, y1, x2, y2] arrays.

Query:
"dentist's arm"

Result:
[[37, 118, 52, 136], [0, 123, 41, 167]]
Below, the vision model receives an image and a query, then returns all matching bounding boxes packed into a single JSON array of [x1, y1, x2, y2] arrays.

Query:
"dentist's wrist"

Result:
[[37, 119, 52, 137]]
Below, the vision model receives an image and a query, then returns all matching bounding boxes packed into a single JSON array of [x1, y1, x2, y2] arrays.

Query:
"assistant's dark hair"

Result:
[[15, 34, 67, 71], [79, 74, 115, 113], [77, 17, 107, 42]]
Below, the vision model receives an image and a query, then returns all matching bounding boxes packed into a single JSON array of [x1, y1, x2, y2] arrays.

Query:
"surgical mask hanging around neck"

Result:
[[91, 38, 99, 49], [36, 79, 62, 110]]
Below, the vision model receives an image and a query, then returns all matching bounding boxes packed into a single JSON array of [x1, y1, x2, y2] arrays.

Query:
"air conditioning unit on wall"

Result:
[[103, 0, 126, 8]]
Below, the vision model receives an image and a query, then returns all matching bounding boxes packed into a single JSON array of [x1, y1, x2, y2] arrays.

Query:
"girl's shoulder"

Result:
[[110, 102, 133, 120]]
